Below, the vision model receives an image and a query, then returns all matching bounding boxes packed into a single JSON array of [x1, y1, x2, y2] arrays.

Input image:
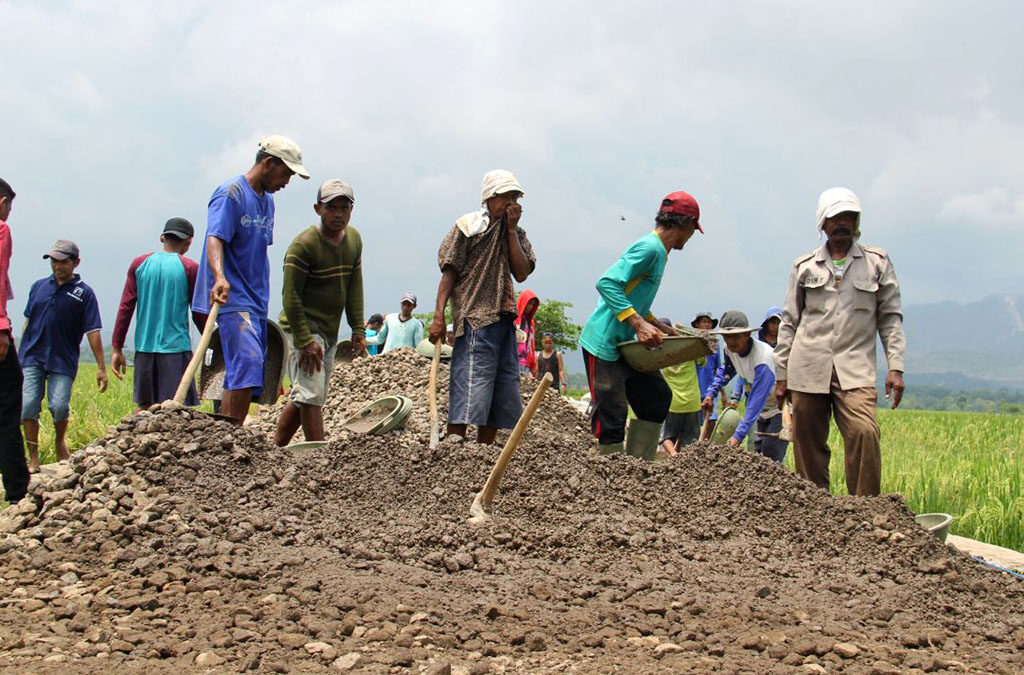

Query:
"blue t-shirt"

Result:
[[20, 274, 102, 378], [193, 175, 275, 316], [366, 328, 379, 356], [579, 232, 667, 361]]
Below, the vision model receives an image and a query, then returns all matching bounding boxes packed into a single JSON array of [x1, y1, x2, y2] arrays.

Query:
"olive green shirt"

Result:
[[279, 225, 365, 349]]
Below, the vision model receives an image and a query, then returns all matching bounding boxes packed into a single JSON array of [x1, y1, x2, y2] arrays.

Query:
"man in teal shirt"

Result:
[[579, 191, 704, 459]]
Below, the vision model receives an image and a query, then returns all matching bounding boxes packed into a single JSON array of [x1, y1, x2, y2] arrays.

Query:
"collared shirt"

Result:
[[579, 231, 666, 362], [193, 175, 275, 317], [438, 216, 536, 339], [775, 241, 905, 393], [113, 252, 199, 353], [0, 221, 12, 333], [706, 338, 777, 442], [20, 274, 102, 378]]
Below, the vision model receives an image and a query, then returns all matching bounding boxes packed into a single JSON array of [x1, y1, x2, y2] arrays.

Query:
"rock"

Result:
[[195, 651, 226, 667], [332, 652, 362, 671], [654, 642, 685, 656], [276, 632, 309, 649], [833, 642, 860, 658]]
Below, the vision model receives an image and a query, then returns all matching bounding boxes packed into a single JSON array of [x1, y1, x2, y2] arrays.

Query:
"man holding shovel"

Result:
[[274, 179, 365, 446], [578, 191, 703, 460], [774, 187, 906, 496], [428, 169, 536, 444], [192, 135, 309, 423]]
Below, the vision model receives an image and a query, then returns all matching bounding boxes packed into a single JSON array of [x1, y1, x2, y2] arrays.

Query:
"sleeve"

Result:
[[734, 363, 775, 442], [345, 244, 366, 337], [281, 240, 314, 349], [182, 257, 204, 332], [0, 226, 11, 332], [112, 256, 145, 348], [438, 227, 468, 276], [774, 263, 803, 381], [206, 186, 240, 243], [706, 354, 736, 401], [517, 227, 537, 272], [875, 255, 906, 373], [367, 316, 388, 346], [83, 288, 102, 334], [594, 239, 660, 322]]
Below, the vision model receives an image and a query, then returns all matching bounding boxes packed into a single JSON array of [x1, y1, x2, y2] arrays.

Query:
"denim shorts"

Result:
[[448, 315, 523, 429], [219, 310, 267, 393], [21, 366, 74, 422]]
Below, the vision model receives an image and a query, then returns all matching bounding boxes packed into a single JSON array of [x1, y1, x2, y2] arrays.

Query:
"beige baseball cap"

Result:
[[258, 135, 310, 179], [317, 179, 355, 204]]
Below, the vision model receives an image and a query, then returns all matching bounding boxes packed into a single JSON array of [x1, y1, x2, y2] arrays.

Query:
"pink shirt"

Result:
[[0, 220, 12, 333]]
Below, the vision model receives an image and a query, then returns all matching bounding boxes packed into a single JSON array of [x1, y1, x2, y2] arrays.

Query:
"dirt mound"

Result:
[[1, 348, 1022, 673]]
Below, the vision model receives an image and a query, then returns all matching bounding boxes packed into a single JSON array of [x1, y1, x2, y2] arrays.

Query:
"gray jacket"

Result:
[[775, 241, 905, 393]]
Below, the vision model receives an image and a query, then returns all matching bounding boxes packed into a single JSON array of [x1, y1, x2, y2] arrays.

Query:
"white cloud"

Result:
[[939, 187, 1024, 228]]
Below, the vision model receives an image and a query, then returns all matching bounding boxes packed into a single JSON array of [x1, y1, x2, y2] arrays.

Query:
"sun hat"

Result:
[[481, 170, 524, 203], [712, 310, 754, 335], [691, 311, 718, 329], [258, 135, 310, 179], [318, 179, 354, 204], [816, 187, 861, 232]]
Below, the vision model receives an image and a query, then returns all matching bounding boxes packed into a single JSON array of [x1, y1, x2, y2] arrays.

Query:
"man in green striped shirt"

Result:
[[274, 179, 365, 446]]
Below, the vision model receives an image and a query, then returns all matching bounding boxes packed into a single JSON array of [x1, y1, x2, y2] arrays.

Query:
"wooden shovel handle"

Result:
[[428, 340, 441, 449], [173, 302, 220, 404], [473, 373, 553, 514]]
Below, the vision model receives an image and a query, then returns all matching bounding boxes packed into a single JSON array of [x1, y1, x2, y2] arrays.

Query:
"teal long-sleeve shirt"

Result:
[[579, 231, 667, 361]]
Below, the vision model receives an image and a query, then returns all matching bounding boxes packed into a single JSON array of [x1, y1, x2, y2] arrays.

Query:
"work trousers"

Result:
[[0, 341, 30, 503], [790, 368, 881, 496], [583, 349, 671, 445], [752, 414, 788, 464]]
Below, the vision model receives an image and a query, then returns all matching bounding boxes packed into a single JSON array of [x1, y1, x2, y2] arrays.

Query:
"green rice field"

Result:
[[21, 365, 1024, 552]]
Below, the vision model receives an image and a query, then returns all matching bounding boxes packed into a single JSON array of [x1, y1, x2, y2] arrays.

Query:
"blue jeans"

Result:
[[21, 366, 74, 422], [448, 316, 522, 429]]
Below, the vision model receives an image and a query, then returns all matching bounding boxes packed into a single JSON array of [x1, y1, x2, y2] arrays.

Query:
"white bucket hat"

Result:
[[480, 170, 525, 204], [816, 187, 861, 233]]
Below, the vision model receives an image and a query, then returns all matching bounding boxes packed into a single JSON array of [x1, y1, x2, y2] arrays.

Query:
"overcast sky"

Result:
[[3, 1, 1022, 366]]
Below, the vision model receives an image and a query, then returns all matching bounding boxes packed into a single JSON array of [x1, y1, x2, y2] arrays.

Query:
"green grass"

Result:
[[23, 367, 1024, 552], [783, 409, 1024, 552]]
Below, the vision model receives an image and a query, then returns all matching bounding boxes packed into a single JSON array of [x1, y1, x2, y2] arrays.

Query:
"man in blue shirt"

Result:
[[578, 191, 704, 459], [20, 240, 119, 472], [192, 135, 309, 423]]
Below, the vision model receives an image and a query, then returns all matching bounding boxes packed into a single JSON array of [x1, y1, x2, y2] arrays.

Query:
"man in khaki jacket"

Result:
[[774, 187, 906, 496]]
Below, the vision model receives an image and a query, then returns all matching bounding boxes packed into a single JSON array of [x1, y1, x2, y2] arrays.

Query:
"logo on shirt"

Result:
[[240, 214, 273, 231], [66, 286, 85, 302]]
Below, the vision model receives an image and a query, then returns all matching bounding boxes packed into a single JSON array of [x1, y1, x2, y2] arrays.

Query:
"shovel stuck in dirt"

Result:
[[468, 373, 553, 524], [171, 302, 220, 405]]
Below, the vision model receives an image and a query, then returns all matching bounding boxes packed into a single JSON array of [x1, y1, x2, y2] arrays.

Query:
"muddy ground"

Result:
[[0, 348, 1022, 673]]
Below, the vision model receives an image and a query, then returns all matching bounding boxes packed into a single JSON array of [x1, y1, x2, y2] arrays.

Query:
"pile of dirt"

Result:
[[1, 348, 1022, 673]]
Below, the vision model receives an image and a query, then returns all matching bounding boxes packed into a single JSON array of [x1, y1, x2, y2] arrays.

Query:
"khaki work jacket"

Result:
[[775, 241, 905, 394]]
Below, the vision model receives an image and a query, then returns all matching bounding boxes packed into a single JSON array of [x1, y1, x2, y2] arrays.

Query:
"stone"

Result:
[[833, 642, 861, 659], [195, 651, 226, 667], [332, 652, 362, 671]]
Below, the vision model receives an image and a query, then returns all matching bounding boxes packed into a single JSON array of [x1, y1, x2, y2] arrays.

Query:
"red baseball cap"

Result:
[[658, 191, 703, 233]]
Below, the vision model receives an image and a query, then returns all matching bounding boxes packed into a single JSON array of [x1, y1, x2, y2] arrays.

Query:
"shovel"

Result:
[[698, 412, 714, 443], [172, 302, 220, 405], [469, 372, 553, 523], [428, 340, 442, 449]]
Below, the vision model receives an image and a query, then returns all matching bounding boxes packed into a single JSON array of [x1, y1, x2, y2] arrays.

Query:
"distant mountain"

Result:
[[902, 293, 1024, 389]]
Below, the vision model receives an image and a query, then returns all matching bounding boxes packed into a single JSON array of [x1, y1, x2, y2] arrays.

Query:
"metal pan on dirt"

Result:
[[199, 319, 287, 406]]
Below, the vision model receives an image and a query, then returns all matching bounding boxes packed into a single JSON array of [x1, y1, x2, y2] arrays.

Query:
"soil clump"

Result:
[[1, 347, 1022, 673]]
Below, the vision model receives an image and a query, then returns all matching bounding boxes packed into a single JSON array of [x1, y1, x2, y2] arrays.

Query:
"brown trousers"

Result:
[[790, 369, 881, 496]]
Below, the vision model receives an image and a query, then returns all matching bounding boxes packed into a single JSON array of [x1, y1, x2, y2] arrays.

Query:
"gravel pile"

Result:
[[0, 348, 1022, 673]]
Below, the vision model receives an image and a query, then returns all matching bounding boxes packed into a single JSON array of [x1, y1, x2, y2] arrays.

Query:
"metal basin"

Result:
[[342, 395, 413, 434], [617, 335, 715, 373], [914, 513, 954, 543], [711, 407, 741, 444], [417, 339, 453, 359]]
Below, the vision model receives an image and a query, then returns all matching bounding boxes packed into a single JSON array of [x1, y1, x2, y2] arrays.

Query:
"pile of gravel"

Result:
[[0, 348, 1021, 673]]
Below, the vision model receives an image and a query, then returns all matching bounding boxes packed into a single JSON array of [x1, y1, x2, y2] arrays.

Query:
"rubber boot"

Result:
[[625, 419, 662, 462], [598, 442, 624, 455]]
